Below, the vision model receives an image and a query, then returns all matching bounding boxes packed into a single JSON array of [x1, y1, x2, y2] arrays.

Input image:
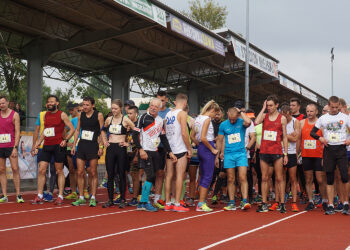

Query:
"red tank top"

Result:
[[44, 110, 65, 146], [301, 119, 323, 158], [260, 113, 283, 154], [0, 110, 15, 148]]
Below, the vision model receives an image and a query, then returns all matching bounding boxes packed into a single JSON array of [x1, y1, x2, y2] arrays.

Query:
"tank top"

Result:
[[80, 110, 101, 143], [301, 119, 323, 158], [284, 117, 296, 154], [165, 109, 187, 154], [106, 115, 127, 136], [44, 110, 65, 146], [260, 113, 283, 154], [0, 110, 15, 148], [194, 115, 215, 142]]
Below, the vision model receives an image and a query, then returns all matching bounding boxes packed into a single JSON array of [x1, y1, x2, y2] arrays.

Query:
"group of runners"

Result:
[[0, 91, 349, 215]]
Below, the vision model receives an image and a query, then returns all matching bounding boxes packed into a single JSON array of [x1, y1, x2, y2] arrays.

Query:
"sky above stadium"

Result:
[[159, 0, 350, 103]]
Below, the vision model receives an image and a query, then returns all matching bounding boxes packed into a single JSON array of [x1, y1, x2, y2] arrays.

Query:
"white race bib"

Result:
[[227, 133, 241, 144], [328, 132, 341, 143], [43, 128, 55, 137], [192, 147, 198, 157], [0, 134, 11, 143], [263, 130, 277, 141], [151, 138, 160, 148], [304, 140, 316, 149], [109, 124, 121, 134], [81, 130, 94, 141]]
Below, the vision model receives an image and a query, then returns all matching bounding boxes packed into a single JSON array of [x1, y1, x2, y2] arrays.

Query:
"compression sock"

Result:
[[140, 181, 152, 203]]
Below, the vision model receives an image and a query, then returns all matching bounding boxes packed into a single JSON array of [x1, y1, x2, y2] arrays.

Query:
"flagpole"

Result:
[[244, 0, 249, 109], [331, 47, 334, 96]]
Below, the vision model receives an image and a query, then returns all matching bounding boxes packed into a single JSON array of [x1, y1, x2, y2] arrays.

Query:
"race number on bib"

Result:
[[263, 130, 277, 141], [227, 133, 241, 144], [328, 133, 341, 143], [151, 138, 160, 148], [109, 124, 121, 134], [0, 134, 11, 143], [81, 130, 94, 141], [304, 140, 316, 149], [43, 128, 55, 137]]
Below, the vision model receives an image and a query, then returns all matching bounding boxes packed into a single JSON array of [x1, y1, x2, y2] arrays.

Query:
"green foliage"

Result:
[[184, 0, 228, 30]]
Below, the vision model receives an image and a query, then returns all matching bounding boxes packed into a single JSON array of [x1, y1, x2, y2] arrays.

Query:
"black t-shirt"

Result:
[[212, 119, 222, 138]]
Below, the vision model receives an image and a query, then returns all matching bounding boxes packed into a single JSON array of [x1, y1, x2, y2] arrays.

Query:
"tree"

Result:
[[184, 0, 228, 30]]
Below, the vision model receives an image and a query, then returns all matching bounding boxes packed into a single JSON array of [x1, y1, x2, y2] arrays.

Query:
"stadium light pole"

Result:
[[244, 0, 250, 110], [331, 47, 334, 96]]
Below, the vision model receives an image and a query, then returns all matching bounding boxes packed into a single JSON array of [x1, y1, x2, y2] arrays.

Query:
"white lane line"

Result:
[[198, 211, 308, 250], [346, 246, 350, 250], [0, 202, 16, 205], [0, 205, 72, 216], [0, 209, 136, 232], [45, 211, 224, 250]]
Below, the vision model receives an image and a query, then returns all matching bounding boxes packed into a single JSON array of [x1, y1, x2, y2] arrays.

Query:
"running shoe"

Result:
[[342, 204, 349, 215], [63, 187, 71, 196], [164, 204, 174, 211], [44, 192, 53, 202], [102, 200, 114, 208], [128, 198, 138, 206], [0, 195, 8, 203], [43, 191, 49, 200], [269, 202, 280, 211], [240, 201, 251, 210], [89, 198, 97, 207], [333, 196, 339, 205], [65, 192, 77, 200], [305, 202, 315, 211], [32, 196, 44, 204], [144, 202, 158, 212], [173, 204, 189, 212], [335, 203, 344, 212], [256, 203, 268, 213], [325, 205, 335, 215], [254, 194, 263, 203], [280, 203, 287, 213], [100, 178, 108, 188], [113, 197, 121, 205], [137, 202, 145, 211], [154, 201, 165, 210], [322, 202, 328, 211], [83, 190, 90, 200], [119, 200, 126, 209], [72, 198, 86, 206], [128, 187, 133, 194], [291, 203, 299, 212], [186, 198, 195, 207], [55, 197, 64, 205], [211, 195, 218, 205], [196, 203, 213, 212], [16, 195, 24, 203], [180, 200, 188, 208], [224, 203, 236, 211]]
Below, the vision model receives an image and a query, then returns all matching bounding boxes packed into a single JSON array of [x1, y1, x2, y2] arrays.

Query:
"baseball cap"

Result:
[[233, 100, 244, 109]]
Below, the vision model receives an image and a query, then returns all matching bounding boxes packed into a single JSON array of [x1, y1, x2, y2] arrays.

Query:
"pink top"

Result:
[[0, 110, 15, 148]]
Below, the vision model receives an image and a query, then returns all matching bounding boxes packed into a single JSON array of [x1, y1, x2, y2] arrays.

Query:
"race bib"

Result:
[[0, 134, 11, 143], [127, 145, 133, 153], [43, 128, 55, 137], [81, 130, 94, 141], [304, 140, 316, 149], [328, 132, 341, 143], [192, 147, 198, 157], [109, 124, 121, 134], [263, 130, 277, 141], [151, 138, 160, 148], [227, 133, 241, 144]]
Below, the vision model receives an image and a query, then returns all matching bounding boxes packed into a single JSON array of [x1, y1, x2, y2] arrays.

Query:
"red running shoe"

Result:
[[55, 197, 64, 205], [32, 196, 44, 204], [164, 204, 174, 212], [173, 204, 190, 212]]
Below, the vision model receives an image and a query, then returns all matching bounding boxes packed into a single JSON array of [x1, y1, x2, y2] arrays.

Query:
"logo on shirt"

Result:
[[340, 120, 344, 125]]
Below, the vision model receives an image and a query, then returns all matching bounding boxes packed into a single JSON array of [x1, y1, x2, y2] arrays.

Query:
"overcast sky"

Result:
[[158, 0, 350, 102]]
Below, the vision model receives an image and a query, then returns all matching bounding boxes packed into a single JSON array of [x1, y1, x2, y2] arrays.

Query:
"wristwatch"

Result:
[[99, 145, 104, 149], [283, 152, 288, 156]]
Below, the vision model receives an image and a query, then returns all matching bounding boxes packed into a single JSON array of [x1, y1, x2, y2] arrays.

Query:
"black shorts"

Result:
[[76, 142, 99, 161], [218, 159, 226, 173], [39, 145, 65, 163], [157, 147, 166, 170], [126, 152, 137, 172], [139, 151, 160, 171], [323, 145, 347, 173], [167, 151, 187, 160], [260, 153, 283, 166], [285, 154, 297, 168], [0, 147, 13, 159], [302, 157, 323, 171]]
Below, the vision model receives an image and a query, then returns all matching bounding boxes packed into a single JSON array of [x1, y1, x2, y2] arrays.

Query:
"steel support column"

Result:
[[110, 70, 130, 105], [189, 83, 201, 115]]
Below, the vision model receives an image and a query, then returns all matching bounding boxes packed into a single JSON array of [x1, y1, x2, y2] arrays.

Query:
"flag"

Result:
[[331, 47, 334, 61]]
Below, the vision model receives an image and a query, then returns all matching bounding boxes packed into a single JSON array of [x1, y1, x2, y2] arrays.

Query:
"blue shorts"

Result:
[[348, 150, 350, 162], [224, 152, 248, 168]]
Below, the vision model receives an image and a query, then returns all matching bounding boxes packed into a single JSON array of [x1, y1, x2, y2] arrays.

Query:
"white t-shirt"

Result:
[[245, 121, 255, 159], [194, 115, 215, 142], [347, 114, 350, 151], [283, 117, 297, 154], [315, 112, 350, 146]]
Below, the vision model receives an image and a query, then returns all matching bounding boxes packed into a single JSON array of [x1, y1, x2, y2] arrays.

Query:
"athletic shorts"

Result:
[[218, 158, 226, 172], [260, 153, 283, 166], [0, 147, 13, 159], [347, 150, 350, 162], [302, 157, 323, 171], [39, 145, 65, 163], [76, 142, 99, 161], [139, 150, 160, 171], [224, 152, 248, 168], [167, 151, 187, 160], [128, 152, 138, 172], [157, 147, 166, 170], [323, 145, 347, 173], [285, 154, 297, 168]]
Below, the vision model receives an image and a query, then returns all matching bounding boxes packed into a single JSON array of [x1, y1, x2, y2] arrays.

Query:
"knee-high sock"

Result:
[[141, 181, 152, 203]]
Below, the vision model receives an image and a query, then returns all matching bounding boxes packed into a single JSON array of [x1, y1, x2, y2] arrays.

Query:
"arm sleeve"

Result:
[[132, 114, 145, 149], [310, 126, 320, 140]]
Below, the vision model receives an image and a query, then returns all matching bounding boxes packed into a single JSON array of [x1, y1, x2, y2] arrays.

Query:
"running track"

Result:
[[0, 190, 349, 250]]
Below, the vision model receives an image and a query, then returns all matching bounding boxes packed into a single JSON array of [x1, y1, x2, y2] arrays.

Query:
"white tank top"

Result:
[[194, 115, 215, 142], [165, 109, 187, 154], [284, 117, 296, 154]]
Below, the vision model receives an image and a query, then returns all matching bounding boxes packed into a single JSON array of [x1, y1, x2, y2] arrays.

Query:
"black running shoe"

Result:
[[102, 200, 114, 208], [256, 203, 268, 213], [325, 205, 335, 215], [119, 200, 126, 209], [342, 203, 349, 215], [305, 202, 315, 211], [322, 202, 328, 211], [280, 203, 287, 213]]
